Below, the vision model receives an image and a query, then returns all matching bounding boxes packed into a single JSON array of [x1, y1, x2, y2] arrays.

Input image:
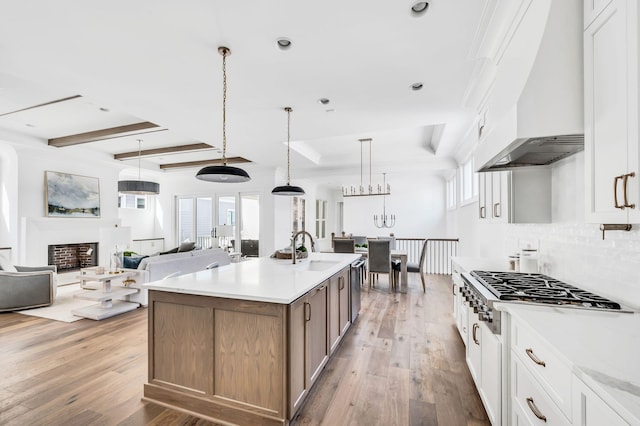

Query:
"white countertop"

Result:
[[143, 252, 361, 304], [497, 303, 640, 424], [453, 256, 640, 423]]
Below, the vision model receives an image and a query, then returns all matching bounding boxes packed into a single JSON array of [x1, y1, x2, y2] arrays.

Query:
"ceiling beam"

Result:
[[114, 143, 214, 160], [0, 95, 82, 117], [48, 122, 162, 147], [160, 157, 250, 170]]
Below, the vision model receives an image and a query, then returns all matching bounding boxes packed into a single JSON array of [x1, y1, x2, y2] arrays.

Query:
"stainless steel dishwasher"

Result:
[[350, 257, 364, 322]]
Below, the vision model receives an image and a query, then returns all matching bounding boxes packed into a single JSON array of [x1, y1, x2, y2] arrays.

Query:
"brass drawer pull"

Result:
[[623, 172, 636, 209], [614, 175, 625, 209], [526, 397, 547, 422], [525, 348, 546, 367], [472, 323, 480, 345]]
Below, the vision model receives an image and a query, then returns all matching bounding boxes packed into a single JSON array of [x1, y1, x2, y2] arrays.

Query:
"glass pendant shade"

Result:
[[196, 165, 250, 183], [196, 46, 250, 183]]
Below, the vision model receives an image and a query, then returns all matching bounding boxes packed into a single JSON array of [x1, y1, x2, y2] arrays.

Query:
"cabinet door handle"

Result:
[[525, 348, 546, 367], [614, 175, 625, 209], [493, 202, 500, 218], [526, 397, 547, 422], [472, 323, 480, 345], [623, 172, 636, 209], [479, 206, 486, 219], [339, 276, 345, 290], [304, 302, 311, 322]]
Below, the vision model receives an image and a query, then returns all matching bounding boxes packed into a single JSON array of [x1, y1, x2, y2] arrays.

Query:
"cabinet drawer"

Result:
[[511, 356, 571, 426], [511, 319, 572, 417]]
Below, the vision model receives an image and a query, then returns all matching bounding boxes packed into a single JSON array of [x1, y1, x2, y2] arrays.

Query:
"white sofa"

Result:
[[126, 248, 231, 306]]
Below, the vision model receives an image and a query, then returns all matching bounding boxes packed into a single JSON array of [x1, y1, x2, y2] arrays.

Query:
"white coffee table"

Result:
[[72, 270, 140, 320]]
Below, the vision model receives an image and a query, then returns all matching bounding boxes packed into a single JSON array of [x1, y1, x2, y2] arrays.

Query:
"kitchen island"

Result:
[[142, 252, 360, 426]]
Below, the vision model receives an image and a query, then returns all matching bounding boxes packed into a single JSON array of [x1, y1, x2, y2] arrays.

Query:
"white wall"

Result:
[[0, 143, 19, 261], [343, 174, 447, 238], [448, 152, 640, 310]]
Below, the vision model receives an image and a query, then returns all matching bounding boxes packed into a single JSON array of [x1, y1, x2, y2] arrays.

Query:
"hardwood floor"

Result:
[[0, 273, 489, 426]]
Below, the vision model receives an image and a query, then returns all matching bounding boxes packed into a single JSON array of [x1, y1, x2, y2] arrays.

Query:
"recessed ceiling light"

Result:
[[410, 1, 429, 16], [276, 38, 292, 50], [318, 98, 330, 105], [411, 82, 424, 91]]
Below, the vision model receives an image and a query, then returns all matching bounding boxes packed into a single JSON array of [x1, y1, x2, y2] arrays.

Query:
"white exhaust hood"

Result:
[[477, 0, 584, 172]]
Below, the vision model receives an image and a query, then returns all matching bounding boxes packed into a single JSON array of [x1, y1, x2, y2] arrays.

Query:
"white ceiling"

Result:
[[0, 0, 494, 182]]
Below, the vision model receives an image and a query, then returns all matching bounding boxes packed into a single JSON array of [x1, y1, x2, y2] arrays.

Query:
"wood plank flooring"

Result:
[[0, 273, 489, 426]]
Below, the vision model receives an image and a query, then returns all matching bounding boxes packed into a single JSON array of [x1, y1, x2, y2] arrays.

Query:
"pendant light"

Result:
[[117, 139, 160, 195], [196, 46, 251, 183], [272, 107, 305, 196]]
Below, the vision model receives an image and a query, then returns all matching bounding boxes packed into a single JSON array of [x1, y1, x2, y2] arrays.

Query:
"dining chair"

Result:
[[393, 238, 427, 292], [333, 239, 355, 253], [376, 235, 396, 249], [367, 239, 396, 292]]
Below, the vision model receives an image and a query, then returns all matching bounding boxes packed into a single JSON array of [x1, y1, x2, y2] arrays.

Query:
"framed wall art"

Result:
[[45, 171, 101, 217]]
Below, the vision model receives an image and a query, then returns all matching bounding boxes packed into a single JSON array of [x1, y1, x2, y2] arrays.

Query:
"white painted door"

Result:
[[480, 322, 502, 426]]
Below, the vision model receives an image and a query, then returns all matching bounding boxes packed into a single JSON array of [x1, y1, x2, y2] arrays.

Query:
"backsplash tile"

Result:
[[506, 223, 640, 309]]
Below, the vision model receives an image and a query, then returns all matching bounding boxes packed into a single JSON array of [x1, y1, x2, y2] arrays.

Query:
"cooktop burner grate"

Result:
[[470, 271, 621, 309]]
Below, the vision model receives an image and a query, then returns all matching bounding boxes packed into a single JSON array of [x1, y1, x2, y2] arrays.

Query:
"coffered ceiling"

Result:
[[0, 0, 496, 181]]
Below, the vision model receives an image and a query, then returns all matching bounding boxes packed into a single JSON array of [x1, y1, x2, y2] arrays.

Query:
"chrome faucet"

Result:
[[291, 231, 316, 264]]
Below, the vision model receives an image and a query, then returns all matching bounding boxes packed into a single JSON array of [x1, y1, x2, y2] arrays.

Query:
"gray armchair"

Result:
[[0, 265, 57, 312]]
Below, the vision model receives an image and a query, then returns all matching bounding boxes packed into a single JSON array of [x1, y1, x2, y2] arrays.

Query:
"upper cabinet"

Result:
[[478, 169, 551, 224], [584, 0, 640, 223]]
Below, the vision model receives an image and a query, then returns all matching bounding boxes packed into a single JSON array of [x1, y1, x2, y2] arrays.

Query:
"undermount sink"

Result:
[[295, 260, 340, 271]]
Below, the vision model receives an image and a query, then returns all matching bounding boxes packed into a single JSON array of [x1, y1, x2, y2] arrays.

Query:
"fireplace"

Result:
[[48, 243, 99, 272]]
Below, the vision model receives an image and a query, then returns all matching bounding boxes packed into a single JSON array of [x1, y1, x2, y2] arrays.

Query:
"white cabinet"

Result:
[[572, 377, 629, 425], [467, 311, 502, 425], [510, 318, 573, 419], [478, 170, 551, 223], [584, 0, 640, 223], [478, 171, 509, 223], [511, 356, 572, 426]]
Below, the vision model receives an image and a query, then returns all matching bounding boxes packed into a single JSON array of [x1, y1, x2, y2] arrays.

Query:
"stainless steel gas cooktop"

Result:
[[470, 271, 621, 310]]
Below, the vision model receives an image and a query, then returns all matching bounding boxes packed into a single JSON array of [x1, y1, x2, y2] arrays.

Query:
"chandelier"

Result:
[[342, 138, 391, 197], [373, 173, 395, 228]]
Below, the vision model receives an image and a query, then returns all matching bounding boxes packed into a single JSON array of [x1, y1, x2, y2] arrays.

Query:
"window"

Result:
[[118, 194, 146, 209], [460, 157, 478, 205], [446, 176, 457, 210], [315, 199, 327, 239], [176, 193, 260, 255]]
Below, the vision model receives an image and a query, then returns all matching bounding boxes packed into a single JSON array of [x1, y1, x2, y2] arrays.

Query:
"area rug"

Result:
[[15, 284, 95, 323]]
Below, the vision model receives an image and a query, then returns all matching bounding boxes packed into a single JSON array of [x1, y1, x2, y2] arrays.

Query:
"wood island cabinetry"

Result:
[[144, 263, 353, 426]]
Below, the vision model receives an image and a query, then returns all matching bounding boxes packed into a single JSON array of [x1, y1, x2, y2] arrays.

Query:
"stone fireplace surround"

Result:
[[21, 217, 131, 268]]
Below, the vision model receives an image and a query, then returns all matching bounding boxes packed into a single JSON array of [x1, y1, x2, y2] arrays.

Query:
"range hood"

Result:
[[477, 0, 584, 172]]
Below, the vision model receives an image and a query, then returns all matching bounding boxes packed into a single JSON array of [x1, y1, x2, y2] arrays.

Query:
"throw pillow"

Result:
[[178, 241, 196, 252], [159, 247, 179, 255], [0, 255, 17, 272]]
